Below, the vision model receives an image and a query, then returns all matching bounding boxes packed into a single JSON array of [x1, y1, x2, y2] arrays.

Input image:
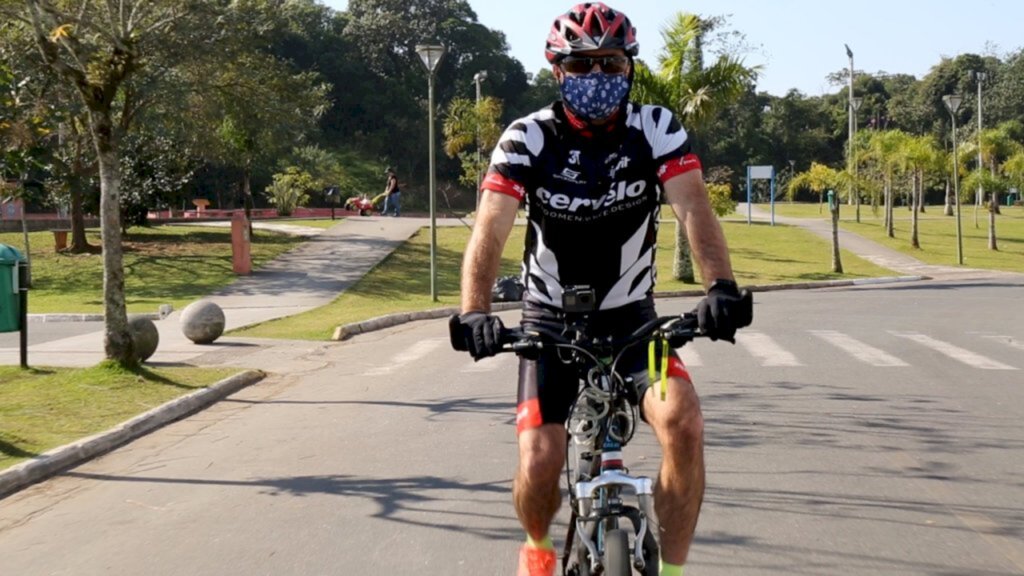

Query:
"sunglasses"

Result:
[[560, 55, 630, 75]]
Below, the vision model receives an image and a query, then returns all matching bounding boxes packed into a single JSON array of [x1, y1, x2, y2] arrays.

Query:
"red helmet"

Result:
[[545, 3, 639, 63]]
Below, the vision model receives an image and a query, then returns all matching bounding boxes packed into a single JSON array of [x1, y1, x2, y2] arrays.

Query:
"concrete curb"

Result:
[[330, 276, 927, 340], [332, 302, 522, 341], [0, 369, 265, 500]]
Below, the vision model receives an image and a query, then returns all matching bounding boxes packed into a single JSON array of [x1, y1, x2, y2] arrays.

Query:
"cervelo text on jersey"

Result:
[[536, 179, 647, 214]]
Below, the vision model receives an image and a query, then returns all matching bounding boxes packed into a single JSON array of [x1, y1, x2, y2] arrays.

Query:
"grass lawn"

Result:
[[233, 219, 895, 340], [0, 225, 307, 314], [755, 202, 1024, 273], [0, 363, 241, 471]]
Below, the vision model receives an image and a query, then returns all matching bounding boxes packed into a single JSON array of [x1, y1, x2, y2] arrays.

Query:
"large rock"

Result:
[[180, 300, 225, 344], [128, 316, 160, 362]]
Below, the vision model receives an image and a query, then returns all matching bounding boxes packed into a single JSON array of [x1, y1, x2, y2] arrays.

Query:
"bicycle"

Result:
[[452, 303, 708, 576]]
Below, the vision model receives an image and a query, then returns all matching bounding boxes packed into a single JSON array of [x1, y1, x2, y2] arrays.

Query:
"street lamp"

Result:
[[845, 44, 855, 208], [970, 70, 988, 226], [472, 70, 488, 213], [943, 94, 964, 266], [416, 43, 445, 302], [851, 95, 863, 222]]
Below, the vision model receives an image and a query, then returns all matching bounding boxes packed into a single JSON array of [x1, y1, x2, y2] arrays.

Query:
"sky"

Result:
[[323, 0, 1024, 96]]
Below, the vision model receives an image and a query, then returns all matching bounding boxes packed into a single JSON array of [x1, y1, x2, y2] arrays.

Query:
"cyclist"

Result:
[[450, 3, 753, 575]]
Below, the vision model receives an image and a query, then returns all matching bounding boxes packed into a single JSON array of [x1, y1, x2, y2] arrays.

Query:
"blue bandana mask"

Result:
[[559, 72, 631, 122]]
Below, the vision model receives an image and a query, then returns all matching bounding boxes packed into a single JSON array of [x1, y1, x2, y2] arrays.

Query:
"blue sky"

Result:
[[323, 0, 1023, 96]]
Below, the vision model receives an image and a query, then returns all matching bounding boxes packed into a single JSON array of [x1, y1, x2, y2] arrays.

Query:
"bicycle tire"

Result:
[[604, 529, 632, 576]]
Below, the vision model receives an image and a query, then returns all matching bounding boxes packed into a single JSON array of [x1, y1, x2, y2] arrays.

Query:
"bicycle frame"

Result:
[[557, 321, 659, 576]]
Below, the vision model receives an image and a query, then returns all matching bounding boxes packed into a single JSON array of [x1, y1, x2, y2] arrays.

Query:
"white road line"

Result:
[[364, 338, 446, 376], [891, 332, 1017, 371], [737, 331, 802, 367], [675, 346, 703, 367], [809, 330, 908, 367], [976, 334, 1024, 353]]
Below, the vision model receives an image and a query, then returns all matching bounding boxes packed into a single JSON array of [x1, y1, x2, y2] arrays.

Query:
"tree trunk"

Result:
[[944, 179, 954, 216], [92, 110, 135, 365], [69, 182, 89, 251], [989, 190, 998, 251], [831, 202, 843, 274], [885, 179, 895, 238], [242, 167, 255, 240], [911, 171, 920, 249], [673, 220, 694, 283]]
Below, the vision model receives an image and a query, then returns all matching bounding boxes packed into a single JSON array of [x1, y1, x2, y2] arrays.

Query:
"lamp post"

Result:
[[472, 70, 488, 213], [851, 96, 863, 222], [416, 43, 446, 301], [970, 70, 987, 226], [943, 94, 964, 266], [844, 44, 855, 207]]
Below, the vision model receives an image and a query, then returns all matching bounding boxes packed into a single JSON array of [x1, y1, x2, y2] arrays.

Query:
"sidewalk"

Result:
[[0, 216, 438, 368], [741, 204, 1021, 282]]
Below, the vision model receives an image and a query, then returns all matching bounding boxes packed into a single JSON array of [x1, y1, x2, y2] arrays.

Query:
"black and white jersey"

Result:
[[482, 101, 702, 311]]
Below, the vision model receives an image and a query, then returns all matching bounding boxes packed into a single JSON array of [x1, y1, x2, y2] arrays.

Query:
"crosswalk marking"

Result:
[[809, 330, 909, 367], [976, 334, 1024, 352], [364, 338, 446, 376], [891, 332, 1017, 370], [737, 331, 802, 367]]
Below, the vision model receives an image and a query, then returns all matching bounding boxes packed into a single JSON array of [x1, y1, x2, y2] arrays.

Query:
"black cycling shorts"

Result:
[[515, 298, 688, 434]]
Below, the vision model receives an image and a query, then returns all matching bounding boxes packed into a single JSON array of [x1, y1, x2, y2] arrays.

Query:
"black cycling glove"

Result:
[[449, 312, 504, 360], [696, 279, 753, 342]]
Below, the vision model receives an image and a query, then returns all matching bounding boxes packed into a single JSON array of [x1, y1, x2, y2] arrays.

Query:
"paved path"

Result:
[[0, 216, 441, 367], [741, 203, 1019, 282]]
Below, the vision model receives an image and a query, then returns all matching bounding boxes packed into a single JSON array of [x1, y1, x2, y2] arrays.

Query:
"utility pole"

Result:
[[472, 70, 488, 215], [970, 70, 987, 228]]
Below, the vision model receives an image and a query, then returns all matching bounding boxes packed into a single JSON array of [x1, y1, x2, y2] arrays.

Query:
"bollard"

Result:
[[231, 210, 252, 275]]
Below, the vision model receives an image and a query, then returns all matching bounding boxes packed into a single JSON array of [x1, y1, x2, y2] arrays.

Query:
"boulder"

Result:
[[128, 316, 160, 362], [181, 300, 226, 344]]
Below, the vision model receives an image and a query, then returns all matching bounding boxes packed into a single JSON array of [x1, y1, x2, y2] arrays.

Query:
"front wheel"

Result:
[[603, 529, 632, 576]]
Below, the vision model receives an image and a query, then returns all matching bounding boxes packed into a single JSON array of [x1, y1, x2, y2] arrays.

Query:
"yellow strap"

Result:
[[660, 338, 669, 401], [648, 338, 670, 401], [648, 339, 657, 386]]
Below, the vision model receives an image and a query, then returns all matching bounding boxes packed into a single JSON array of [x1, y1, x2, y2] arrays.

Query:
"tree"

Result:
[[4, 0, 213, 365], [789, 162, 844, 273], [631, 12, 758, 283], [863, 129, 910, 238], [442, 95, 502, 201], [899, 135, 941, 249]]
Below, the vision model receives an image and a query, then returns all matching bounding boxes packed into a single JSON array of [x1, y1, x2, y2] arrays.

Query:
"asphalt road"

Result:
[[1, 280, 1022, 575]]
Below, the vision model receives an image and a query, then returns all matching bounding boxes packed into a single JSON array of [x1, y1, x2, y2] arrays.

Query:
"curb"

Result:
[[0, 369, 266, 500], [330, 276, 927, 340]]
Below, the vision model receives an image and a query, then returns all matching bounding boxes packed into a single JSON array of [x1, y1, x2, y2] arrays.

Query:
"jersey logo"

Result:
[[537, 180, 648, 214], [568, 150, 581, 165], [610, 155, 631, 178], [556, 167, 582, 183]]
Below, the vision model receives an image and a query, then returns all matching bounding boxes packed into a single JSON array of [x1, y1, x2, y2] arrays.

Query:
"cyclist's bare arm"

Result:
[[461, 190, 519, 313], [663, 170, 736, 289]]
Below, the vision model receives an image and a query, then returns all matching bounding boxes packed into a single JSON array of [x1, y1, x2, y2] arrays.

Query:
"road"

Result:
[[1, 279, 1022, 575]]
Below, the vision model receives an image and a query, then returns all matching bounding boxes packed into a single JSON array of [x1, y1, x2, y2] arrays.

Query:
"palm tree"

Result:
[[632, 12, 758, 282], [863, 130, 910, 238], [789, 162, 844, 273], [899, 136, 941, 249]]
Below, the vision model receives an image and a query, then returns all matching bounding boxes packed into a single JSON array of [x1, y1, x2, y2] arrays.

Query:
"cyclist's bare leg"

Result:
[[641, 374, 705, 566], [513, 423, 567, 540]]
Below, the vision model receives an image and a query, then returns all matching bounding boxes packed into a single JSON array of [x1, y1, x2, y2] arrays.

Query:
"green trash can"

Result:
[[0, 244, 24, 333]]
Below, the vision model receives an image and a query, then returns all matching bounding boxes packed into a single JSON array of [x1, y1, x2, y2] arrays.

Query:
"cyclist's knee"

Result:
[[647, 377, 703, 444], [518, 426, 565, 482]]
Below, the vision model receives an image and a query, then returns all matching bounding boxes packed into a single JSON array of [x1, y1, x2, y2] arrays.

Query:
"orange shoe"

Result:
[[517, 544, 557, 576]]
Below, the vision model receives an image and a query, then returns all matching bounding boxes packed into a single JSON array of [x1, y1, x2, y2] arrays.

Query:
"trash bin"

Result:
[[0, 244, 24, 333]]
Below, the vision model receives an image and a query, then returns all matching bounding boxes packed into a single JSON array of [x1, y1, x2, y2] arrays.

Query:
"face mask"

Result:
[[559, 71, 631, 122]]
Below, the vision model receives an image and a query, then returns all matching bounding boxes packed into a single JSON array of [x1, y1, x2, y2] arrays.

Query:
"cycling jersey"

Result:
[[482, 101, 701, 311]]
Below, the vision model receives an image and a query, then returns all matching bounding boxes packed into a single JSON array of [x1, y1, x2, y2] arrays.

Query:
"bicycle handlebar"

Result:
[[496, 312, 705, 355]]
